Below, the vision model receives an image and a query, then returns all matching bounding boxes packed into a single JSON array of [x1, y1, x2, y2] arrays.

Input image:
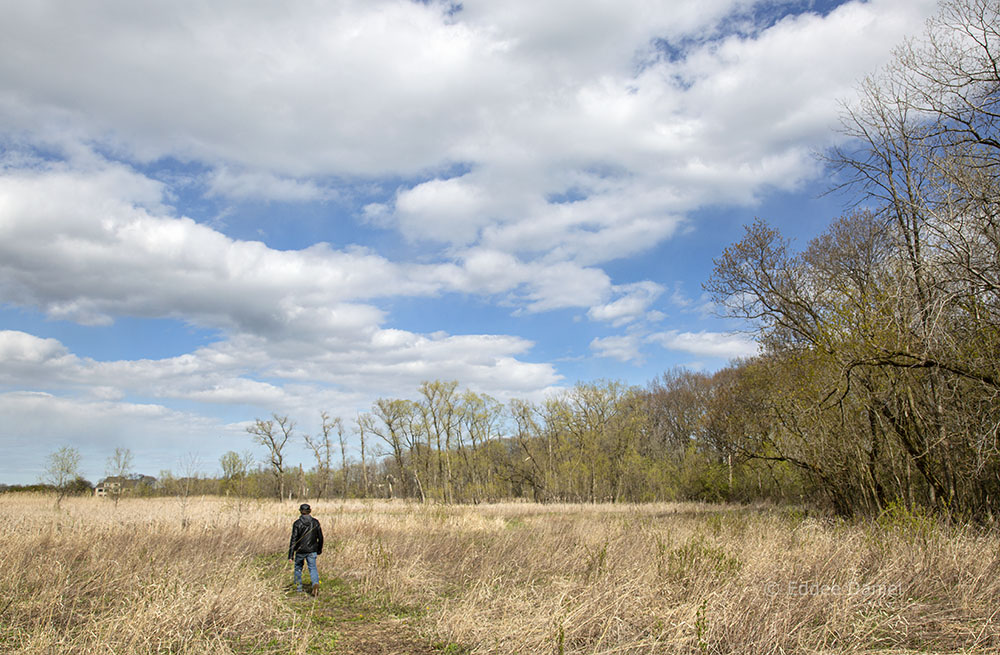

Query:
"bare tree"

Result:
[[42, 446, 81, 509], [336, 416, 349, 498], [220, 450, 255, 525], [510, 398, 548, 502], [173, 452, 200, 529], [247, 414, 293, 500], [401, 402, 428, 503], [459, 390, 503, 503], [363, 404, 405, 496], [418, 380, 460, 502], [829, 0, 1000, 387], [304, 412, 339, 499], [357, 414, 369, 497], [105, 447, 133, 508]]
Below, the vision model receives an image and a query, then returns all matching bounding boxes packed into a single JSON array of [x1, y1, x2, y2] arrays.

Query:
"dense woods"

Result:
[[707, 0, 1000, 518]]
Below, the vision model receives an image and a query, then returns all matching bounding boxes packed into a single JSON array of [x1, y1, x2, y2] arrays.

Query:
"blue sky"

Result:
[[0, 0, 940, 484]]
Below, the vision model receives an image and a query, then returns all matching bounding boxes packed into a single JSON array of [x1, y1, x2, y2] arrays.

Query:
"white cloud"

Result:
[[434, 247, 617, 312], [476, 182, 688, 265], [0, 0, 503, 176], [0, 0, 939, 271], [452, 248, 527, 295], [587, 281, 664, 326], [0, 320, 562, 415], [0, 158, 568, 421], [590, 334, 643, 363], [647, 330, 757, 359], [0, 323, 561, 420], [520, 261, 611, 313], [0, 158, 653, 328], [205, 168, 333, 202], [0, 330, 69, 364], [345, 0, 936, 266], [0, 331, 79, 388], [0, 160, 432, 332], [394, 177, 492, 245], [670, 282, 694, 308], [669, 283, 717, 317]]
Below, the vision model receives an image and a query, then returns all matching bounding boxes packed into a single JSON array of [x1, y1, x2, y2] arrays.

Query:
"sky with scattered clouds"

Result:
[[0, 0, 940, 484]]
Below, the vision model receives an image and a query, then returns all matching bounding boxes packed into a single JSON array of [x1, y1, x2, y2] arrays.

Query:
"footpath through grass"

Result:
[[258, 554, 468, 655]]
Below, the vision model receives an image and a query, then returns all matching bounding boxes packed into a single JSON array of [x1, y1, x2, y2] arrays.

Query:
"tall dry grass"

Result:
[[0, 494, 299, 654], [1, 495, 997, 654], [318, 501, 1000, 654]]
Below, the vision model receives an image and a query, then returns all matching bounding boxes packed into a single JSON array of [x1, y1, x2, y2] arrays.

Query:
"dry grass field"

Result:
[[1, 494, 997, 654]]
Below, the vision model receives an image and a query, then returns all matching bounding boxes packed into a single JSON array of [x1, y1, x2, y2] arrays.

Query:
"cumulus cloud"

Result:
[[0, 0, 938, 256], [0, 331, 78, 387], [593, 326, 756, 364], [648, 330, 758, 359], [590, 334, 643, 363], [393, 177, 493, 245], [0, 157, 568, 429], [435, 247, 617, 313], [587, 281, 664, 326], [0, 160, 429, 331], [0, 0, 502, 176], [0, 330, 69, 364], [0, 158, 649, 330], [669, 283, 716, 317], [0, 323, 561, 416], [354, 0, 935, 263]]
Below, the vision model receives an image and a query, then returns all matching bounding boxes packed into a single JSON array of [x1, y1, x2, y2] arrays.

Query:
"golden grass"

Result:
[[0, 495, 296, 654], [1, 495, 997, 654]]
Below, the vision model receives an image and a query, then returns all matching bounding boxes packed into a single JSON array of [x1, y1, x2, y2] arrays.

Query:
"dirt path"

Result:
[[285, 578, 462, 655]]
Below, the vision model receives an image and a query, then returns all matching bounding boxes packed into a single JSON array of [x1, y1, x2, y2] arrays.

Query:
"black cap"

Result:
[[299, 503, 311, 513]]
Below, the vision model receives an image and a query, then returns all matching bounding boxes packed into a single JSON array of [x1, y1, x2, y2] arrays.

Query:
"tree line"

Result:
[[237, 376, 806, 507], [27, 376, 806, 509]]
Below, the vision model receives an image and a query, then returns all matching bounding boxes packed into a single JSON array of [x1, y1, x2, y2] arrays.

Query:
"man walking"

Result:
[[288, 503, 323, 595]]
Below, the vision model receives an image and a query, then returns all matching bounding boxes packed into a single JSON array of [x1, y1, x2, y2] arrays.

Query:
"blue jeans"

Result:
[[293, 552, 318, 590]]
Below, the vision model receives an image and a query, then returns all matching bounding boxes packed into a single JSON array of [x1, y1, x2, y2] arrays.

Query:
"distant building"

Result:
[[94, 475, 156, 497]]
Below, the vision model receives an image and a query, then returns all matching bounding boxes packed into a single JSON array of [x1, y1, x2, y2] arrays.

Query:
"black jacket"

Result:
[[288, 514, 323, 558]]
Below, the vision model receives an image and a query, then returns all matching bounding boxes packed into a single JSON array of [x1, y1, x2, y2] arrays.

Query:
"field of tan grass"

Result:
[[1, 494, 997, 654]]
